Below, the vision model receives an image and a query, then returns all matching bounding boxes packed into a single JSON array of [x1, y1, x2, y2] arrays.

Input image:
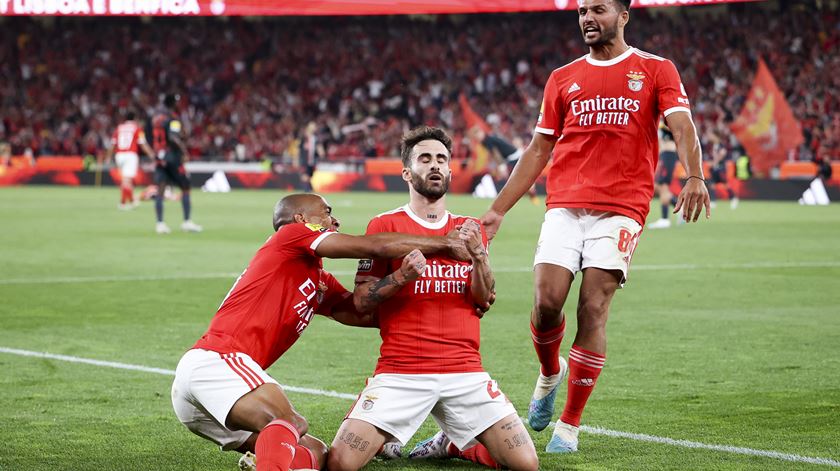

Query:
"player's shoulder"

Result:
[[550, 55, 588, 77], [370, 206, 410, 226], [373, 206, 408, 219], [276, 222, 329, 240], [449, 212, 478, 225], [631, 48, 669, 62], [631, 48, 679, 72]]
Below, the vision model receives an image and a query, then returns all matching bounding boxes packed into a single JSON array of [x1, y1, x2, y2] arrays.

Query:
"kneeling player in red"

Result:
[[327, 127, 538, 471], [171, 193, 468, 471]]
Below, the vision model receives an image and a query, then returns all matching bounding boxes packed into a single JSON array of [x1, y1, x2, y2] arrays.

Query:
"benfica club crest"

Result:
[[627, 72, 646, 92]]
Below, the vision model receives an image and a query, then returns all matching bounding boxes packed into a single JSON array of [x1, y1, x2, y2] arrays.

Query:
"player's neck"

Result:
[[589, 40, 630, 62], [408, 195, 447, 223]]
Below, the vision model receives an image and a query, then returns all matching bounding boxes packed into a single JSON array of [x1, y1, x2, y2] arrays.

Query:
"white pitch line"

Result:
[[0, 272, 242, 285], [2, 261, 839, 285], [1, 346, 837, 467], [0, 347, 355, 400]]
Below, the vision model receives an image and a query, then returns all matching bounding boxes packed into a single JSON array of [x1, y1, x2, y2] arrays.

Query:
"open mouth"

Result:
[[584, 25, 600, 35], [428, 173, 443, 182]]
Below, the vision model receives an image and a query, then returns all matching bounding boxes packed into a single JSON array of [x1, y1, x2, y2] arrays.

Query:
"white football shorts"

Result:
[[345, 372, 517, 450], [534, 208, 643, 285], [171, 348, 279, 450], [115, 152, 139, 178]]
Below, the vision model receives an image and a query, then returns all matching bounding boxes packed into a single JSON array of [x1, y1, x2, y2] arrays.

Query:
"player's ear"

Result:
[[401, 167, 412, 183], [293, 213, 306, 224], [620, 10, 629, 27]]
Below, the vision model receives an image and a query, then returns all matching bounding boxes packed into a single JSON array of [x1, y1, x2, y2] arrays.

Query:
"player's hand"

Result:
[[396, 249, 426, 284], [480, 209, 505, 241], [458, 220, 486, 260], [446, 230, 470, 261], [674, 178, 711, 223], [474, 291, 496, 319]]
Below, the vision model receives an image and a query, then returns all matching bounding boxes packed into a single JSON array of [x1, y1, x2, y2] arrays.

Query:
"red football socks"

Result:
[[120, 186, 134, 204], [290, 444, 318, 469], [255, 419, 299, 471], [561, 345, 606, 427], [531, 318, 566, 376], [448, 442, 500, 469]]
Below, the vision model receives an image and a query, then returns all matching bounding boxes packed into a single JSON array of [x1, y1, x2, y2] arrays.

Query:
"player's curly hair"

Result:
[[400, 126, 453, 167]]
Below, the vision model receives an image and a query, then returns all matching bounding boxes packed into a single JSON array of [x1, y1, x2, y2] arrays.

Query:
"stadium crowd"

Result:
[[0, 3, 837, 164]]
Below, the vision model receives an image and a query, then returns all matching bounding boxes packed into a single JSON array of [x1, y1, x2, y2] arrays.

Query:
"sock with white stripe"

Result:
[[560, 345, 605, 427], [255, 419, 299, 471], [531, 318, 566, 376]]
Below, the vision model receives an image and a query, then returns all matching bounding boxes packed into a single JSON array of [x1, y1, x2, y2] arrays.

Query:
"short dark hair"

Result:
[[124, 110, 136, 121], [615, 0, 631, 10], [164, 93, 179, 108], [400, 126, 452, 167]]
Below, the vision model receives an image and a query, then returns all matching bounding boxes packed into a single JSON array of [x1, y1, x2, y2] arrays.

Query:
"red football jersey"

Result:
[[535, 47, 691, 225], [356, 206, 488, 375], [194, 223, 349, 369], [111, 121, 147, 153]]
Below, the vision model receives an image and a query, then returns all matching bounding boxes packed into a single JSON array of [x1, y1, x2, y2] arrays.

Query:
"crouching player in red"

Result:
[[171, 193, 468, 471]]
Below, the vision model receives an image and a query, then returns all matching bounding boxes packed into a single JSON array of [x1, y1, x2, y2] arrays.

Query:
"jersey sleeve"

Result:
[[137, 129, 147, 146], [535, 70, 564, 137], [276, 223, 336, 257], [315, 270, 352, 316], [657, 60, 691, 119], [355, 217, 390, 283]]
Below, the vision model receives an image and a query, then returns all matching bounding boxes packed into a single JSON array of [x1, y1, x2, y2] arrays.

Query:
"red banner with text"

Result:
[[1, 0, 762, 16]]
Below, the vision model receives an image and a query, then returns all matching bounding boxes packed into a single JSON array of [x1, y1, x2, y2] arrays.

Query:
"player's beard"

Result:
[[410, 170, 450, 200], [584, 19, 619, 47]]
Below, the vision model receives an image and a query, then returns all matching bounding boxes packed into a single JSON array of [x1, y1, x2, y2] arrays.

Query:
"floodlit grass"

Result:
[[1, 186, 838, 470]]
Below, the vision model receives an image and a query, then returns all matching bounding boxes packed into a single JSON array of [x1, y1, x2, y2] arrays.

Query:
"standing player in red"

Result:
[[171, 192, 468, 471], [104, 110, 155, 210], [480, 0, 710, 453], [327, 126, 538, 471]]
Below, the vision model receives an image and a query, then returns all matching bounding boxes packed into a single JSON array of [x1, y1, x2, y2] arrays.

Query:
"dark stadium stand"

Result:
[[0, 2, 837, 169]]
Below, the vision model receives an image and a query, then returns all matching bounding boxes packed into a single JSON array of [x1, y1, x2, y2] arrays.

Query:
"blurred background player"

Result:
[[299, 121, 322, 192], [328, 126, 538, 471], [104, 110, 155, 210], [648, 126, 681, 229], [481, 0, 710, 454], [707, 133, 739, 209], [150, 93, 202, 233], [172, 193, 470, 471], [469, 124, 540, 204]]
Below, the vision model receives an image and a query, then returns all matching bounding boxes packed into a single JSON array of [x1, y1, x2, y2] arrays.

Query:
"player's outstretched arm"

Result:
[[481, 132, 556, 240], [667, 111, 711, 223], [353, 249, 426, 313], [460, 220, 495, 311], [324, 294, 379, 328], [315, 232, 465, 261]]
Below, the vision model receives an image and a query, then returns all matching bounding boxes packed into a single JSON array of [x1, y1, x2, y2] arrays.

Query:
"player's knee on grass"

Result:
[[479, 416, 539, 471], [327, 421, 385, 471]]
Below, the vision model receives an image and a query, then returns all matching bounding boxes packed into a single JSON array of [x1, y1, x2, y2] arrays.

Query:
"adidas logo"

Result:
[[568, 82, 581, 94], [572, 378, 594, 387]]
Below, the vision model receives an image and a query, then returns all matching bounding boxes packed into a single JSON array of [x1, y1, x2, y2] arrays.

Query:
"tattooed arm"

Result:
[[460, 220, 496, 310], [353, 249, 426, 313]]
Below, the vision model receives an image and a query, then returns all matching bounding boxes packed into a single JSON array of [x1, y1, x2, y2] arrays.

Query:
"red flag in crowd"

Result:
[[459, 94, 492, 172], [730, 59, 804, 175]]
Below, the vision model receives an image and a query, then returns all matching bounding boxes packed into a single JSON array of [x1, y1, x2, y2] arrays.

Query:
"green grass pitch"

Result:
[[1, 186, 838, 470]]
